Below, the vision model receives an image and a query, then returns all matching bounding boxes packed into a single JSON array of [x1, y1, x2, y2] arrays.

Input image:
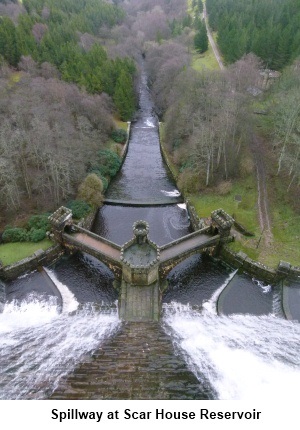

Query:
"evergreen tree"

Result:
[[113, 69, 136, 121], [194, 20, 208, 54], [0, 17, 21, 67], [206, 0, 300, 68]]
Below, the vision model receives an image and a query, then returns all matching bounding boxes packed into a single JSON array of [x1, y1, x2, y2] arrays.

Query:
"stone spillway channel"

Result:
[[49, 322, 211, 400]]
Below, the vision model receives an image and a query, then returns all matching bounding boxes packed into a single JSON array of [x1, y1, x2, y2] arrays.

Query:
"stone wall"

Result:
[[0, 244, 64, 281], [76, 208, 98, 230], [186, 201, 206, 231], [219, 246, 300, 283], [158, 123, 181, 183], [120, 122, 131, 163]]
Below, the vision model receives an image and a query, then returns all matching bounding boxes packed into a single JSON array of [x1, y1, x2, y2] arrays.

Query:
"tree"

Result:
[[0, 16, 21, 66], [77, 173, 104, 208], [194, 20, 208, 53], [113, 69, 136, 120]]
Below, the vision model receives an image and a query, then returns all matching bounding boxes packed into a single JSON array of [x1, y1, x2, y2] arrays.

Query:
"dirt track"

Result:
[[203, 3, 225, 70], [203, 4, 272, 247], [251, 133, 273, 247]]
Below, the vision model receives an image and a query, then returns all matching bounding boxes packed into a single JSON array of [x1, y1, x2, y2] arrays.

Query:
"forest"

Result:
[[0, 0, 299, 252], [206, 0, 300, 69]]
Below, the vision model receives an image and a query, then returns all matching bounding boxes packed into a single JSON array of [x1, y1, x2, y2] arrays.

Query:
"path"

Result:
[[203, 4, 272, 245], [73, 232, 121, 260], [160, 233, 219, 263], [203, 3, 225, 70], [251, 133, 273, 247]]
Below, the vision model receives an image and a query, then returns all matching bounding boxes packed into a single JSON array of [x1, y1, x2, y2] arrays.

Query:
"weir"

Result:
[[48, 207, 233, 321]]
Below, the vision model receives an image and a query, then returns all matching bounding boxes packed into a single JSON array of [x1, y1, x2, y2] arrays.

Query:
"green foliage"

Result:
[[0, 17, 21, 67], [194, 21, 208, 54], [66, 200, 92, 219], [94, 149, 122, 179], [2, 215, 50, 243], [111, 128, 127, 143], [1, 0, 136, 119], [192, 0, 203, 13], [27, 228, 47, 242], [27, 214, 50, 231], [88, 169, 109, 190], [206, 0, 300, 68], [77, 173, 104, 208], [2, 228, 28, 243], [178, 169, 202, 194], [113, 69, 136, 121]]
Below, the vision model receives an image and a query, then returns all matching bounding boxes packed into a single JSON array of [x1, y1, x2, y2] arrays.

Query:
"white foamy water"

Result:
[[163, 302, 300, 400], [43, 267, 79, 313], [161, 189, 181, 197], [0, 296, 120, 399], [145, 118, 155, 127], [252, 277, 272, 294], [202, 269, 238, 315]]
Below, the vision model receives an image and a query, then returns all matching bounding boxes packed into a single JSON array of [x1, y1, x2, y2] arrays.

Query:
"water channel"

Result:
[[1, 65, 300, 400]]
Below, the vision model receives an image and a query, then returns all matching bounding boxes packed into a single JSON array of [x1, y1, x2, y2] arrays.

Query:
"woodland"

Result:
[[0, 0, 299, 251]]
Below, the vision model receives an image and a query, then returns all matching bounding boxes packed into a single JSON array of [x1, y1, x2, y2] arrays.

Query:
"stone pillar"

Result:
[[119, 221, 161, 321], [48, 206, 73, 243], [211, 209, 234, 239], [120, 221, 160, 286]]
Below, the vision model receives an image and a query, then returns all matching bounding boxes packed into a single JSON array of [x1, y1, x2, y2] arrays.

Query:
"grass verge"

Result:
[[0, 239, 53, 266], [191, 46, 219, 71], [188, 175, 260, 234]]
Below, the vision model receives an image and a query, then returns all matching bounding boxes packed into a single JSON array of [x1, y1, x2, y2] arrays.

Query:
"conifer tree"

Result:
[[194, 20, 208, 54], [113, 69, 136, 121], [0, 17, 21, 66]]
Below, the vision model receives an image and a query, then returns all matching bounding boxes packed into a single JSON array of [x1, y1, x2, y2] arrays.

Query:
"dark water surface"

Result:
[[106, 73, 181, 204]]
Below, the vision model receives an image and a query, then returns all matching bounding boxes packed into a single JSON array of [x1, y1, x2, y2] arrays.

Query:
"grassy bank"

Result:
[[189, 175, 259, 234], [0, 239, 53, 266], [191, 45, 220, 71], [160, 120, 299, 268], [189, 173, 300, 268]]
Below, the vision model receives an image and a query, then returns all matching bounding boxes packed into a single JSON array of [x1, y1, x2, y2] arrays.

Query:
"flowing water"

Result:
[[1, 64, 300, 400]]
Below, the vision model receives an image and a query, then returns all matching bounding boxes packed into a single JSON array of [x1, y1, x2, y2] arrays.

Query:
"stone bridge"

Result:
[[49, 207, 234, 322]]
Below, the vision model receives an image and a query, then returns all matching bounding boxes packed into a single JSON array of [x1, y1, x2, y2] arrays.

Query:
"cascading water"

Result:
[[0, 272, 120, 400], [162, 302, 300, 400], [1, 59, 299, 400], [0, 281, 5, 313]]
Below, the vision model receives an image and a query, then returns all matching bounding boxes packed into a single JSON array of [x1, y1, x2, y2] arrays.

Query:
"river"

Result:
[[1, 64, 300, 400]]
